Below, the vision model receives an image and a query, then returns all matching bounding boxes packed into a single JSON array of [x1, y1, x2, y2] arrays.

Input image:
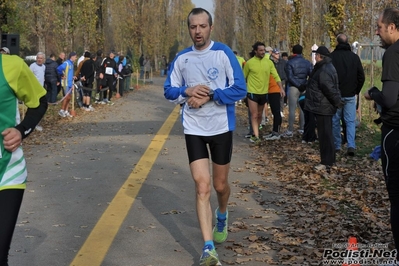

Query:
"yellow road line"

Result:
[[70, 105, 180, 266]]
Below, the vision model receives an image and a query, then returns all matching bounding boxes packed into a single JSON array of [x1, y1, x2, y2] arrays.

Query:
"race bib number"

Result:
[[105, 67, 113, 75]]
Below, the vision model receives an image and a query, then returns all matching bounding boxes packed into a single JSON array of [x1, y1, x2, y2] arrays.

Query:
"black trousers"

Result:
[[0, 189, 24, 266], [268, 93, 281, 132], [381, 124, 399, 259], [315, 114, 335, 166], [303, 110, 317, 142]]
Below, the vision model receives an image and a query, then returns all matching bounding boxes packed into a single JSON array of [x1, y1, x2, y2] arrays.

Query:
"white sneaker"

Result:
[[88, 105, 95, 111], [83, 107, 91, 111], [298, 129, 304, 134], [35, 125, 43, 131], [58, 109, 66, 117], [64, 110, 73, 117], [280, 111, 285, 118]]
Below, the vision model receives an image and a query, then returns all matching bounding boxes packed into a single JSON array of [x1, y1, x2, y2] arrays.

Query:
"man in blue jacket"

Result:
[[283, 44, 313, 137]]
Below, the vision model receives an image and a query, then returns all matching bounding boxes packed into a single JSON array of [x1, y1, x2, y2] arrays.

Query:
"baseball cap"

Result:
[[272, 48, 280, 54], [0, 47, 10, 54], [68, 52, 77, 58], [312, 46, 330, 57], [265, 46, 273, 52]]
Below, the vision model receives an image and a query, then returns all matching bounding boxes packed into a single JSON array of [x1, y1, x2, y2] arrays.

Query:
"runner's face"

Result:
[[255, 46, 266, 59], [188, 12, 213, 50]]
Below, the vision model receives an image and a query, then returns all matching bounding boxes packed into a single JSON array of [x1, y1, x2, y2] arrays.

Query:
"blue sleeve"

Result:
[[57, 63, 65, 76], [164, 51, 189, 103], [213, 44, 247, 105]]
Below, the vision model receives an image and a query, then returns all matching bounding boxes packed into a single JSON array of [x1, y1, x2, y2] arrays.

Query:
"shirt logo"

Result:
[[207, 67, 219, 80]]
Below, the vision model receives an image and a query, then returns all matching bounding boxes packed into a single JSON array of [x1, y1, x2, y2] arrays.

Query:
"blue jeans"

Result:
[[45, 81, 58, 103], [332, 96, 356, 149]]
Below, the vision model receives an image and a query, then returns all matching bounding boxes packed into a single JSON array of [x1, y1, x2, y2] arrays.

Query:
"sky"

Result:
[[192, 0, 214, 16]]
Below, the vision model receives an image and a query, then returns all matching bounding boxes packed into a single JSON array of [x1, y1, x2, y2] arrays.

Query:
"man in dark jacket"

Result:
[[94, 50, 103, 102], [80, 53, 97, 111], [284, 44, 313, 137], [98, 51, 119, 105], [330, 34, 365, 156], [44, 53, 60, 103], [304, 46, 342, 172]]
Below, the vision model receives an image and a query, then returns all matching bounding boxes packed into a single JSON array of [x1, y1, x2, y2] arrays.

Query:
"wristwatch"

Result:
[[208, 89, 214, 101]]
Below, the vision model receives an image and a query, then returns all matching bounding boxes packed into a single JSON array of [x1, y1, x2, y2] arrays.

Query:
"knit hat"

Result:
[[292, 44, 303, 55], [265, 46, 273, 52]]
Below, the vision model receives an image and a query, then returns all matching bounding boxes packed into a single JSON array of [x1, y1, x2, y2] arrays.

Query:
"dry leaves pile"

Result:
[[221, 106, 392, 265]]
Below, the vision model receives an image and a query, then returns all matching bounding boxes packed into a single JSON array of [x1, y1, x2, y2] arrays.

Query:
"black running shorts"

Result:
[[185, 131, 233, 165]]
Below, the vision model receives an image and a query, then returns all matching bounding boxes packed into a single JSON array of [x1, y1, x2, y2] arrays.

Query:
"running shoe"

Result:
[[281, 130, 293, 138], [249, 136, 261, 146], [64, 110, 73, 117], [264, 132, 280, 140], [88, 105, 95, 111], [245, 133, 253, 138], [213, 207, 228, 243], [199, 245, 221, 266], [58, 109, 66, 117]]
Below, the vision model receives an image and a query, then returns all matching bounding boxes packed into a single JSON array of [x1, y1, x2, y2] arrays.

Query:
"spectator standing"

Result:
[[270, 48, 287, 117], [44, 53, 60, 103], [264, 75, 285, 140], [80, 53, 97, 111], [75, 51, 91, 78], [160, 55, 167, 77], [143, 56, 151, 79], [30, 52, 46, 87], [244, 42, 282, 145], [304, 46, 342, 172], [330, 33, 365, 156], [0, 52, 47, 266], [57, 52, 77, 117], [364, 8, 399, 261], [164, 8, 246, 266], [56, 52, 65, 96], [283, 44, 313, 137], [116, 55, 126, 97], [98, 51, 119, 105], [94, 50, 104, 102], [56, 52, 65, 66], [139, 54, 144, 79], [30, 52, 46, 131]]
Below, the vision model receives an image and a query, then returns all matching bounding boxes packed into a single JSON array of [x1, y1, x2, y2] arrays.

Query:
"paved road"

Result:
[[9, 77, 283, 266]]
